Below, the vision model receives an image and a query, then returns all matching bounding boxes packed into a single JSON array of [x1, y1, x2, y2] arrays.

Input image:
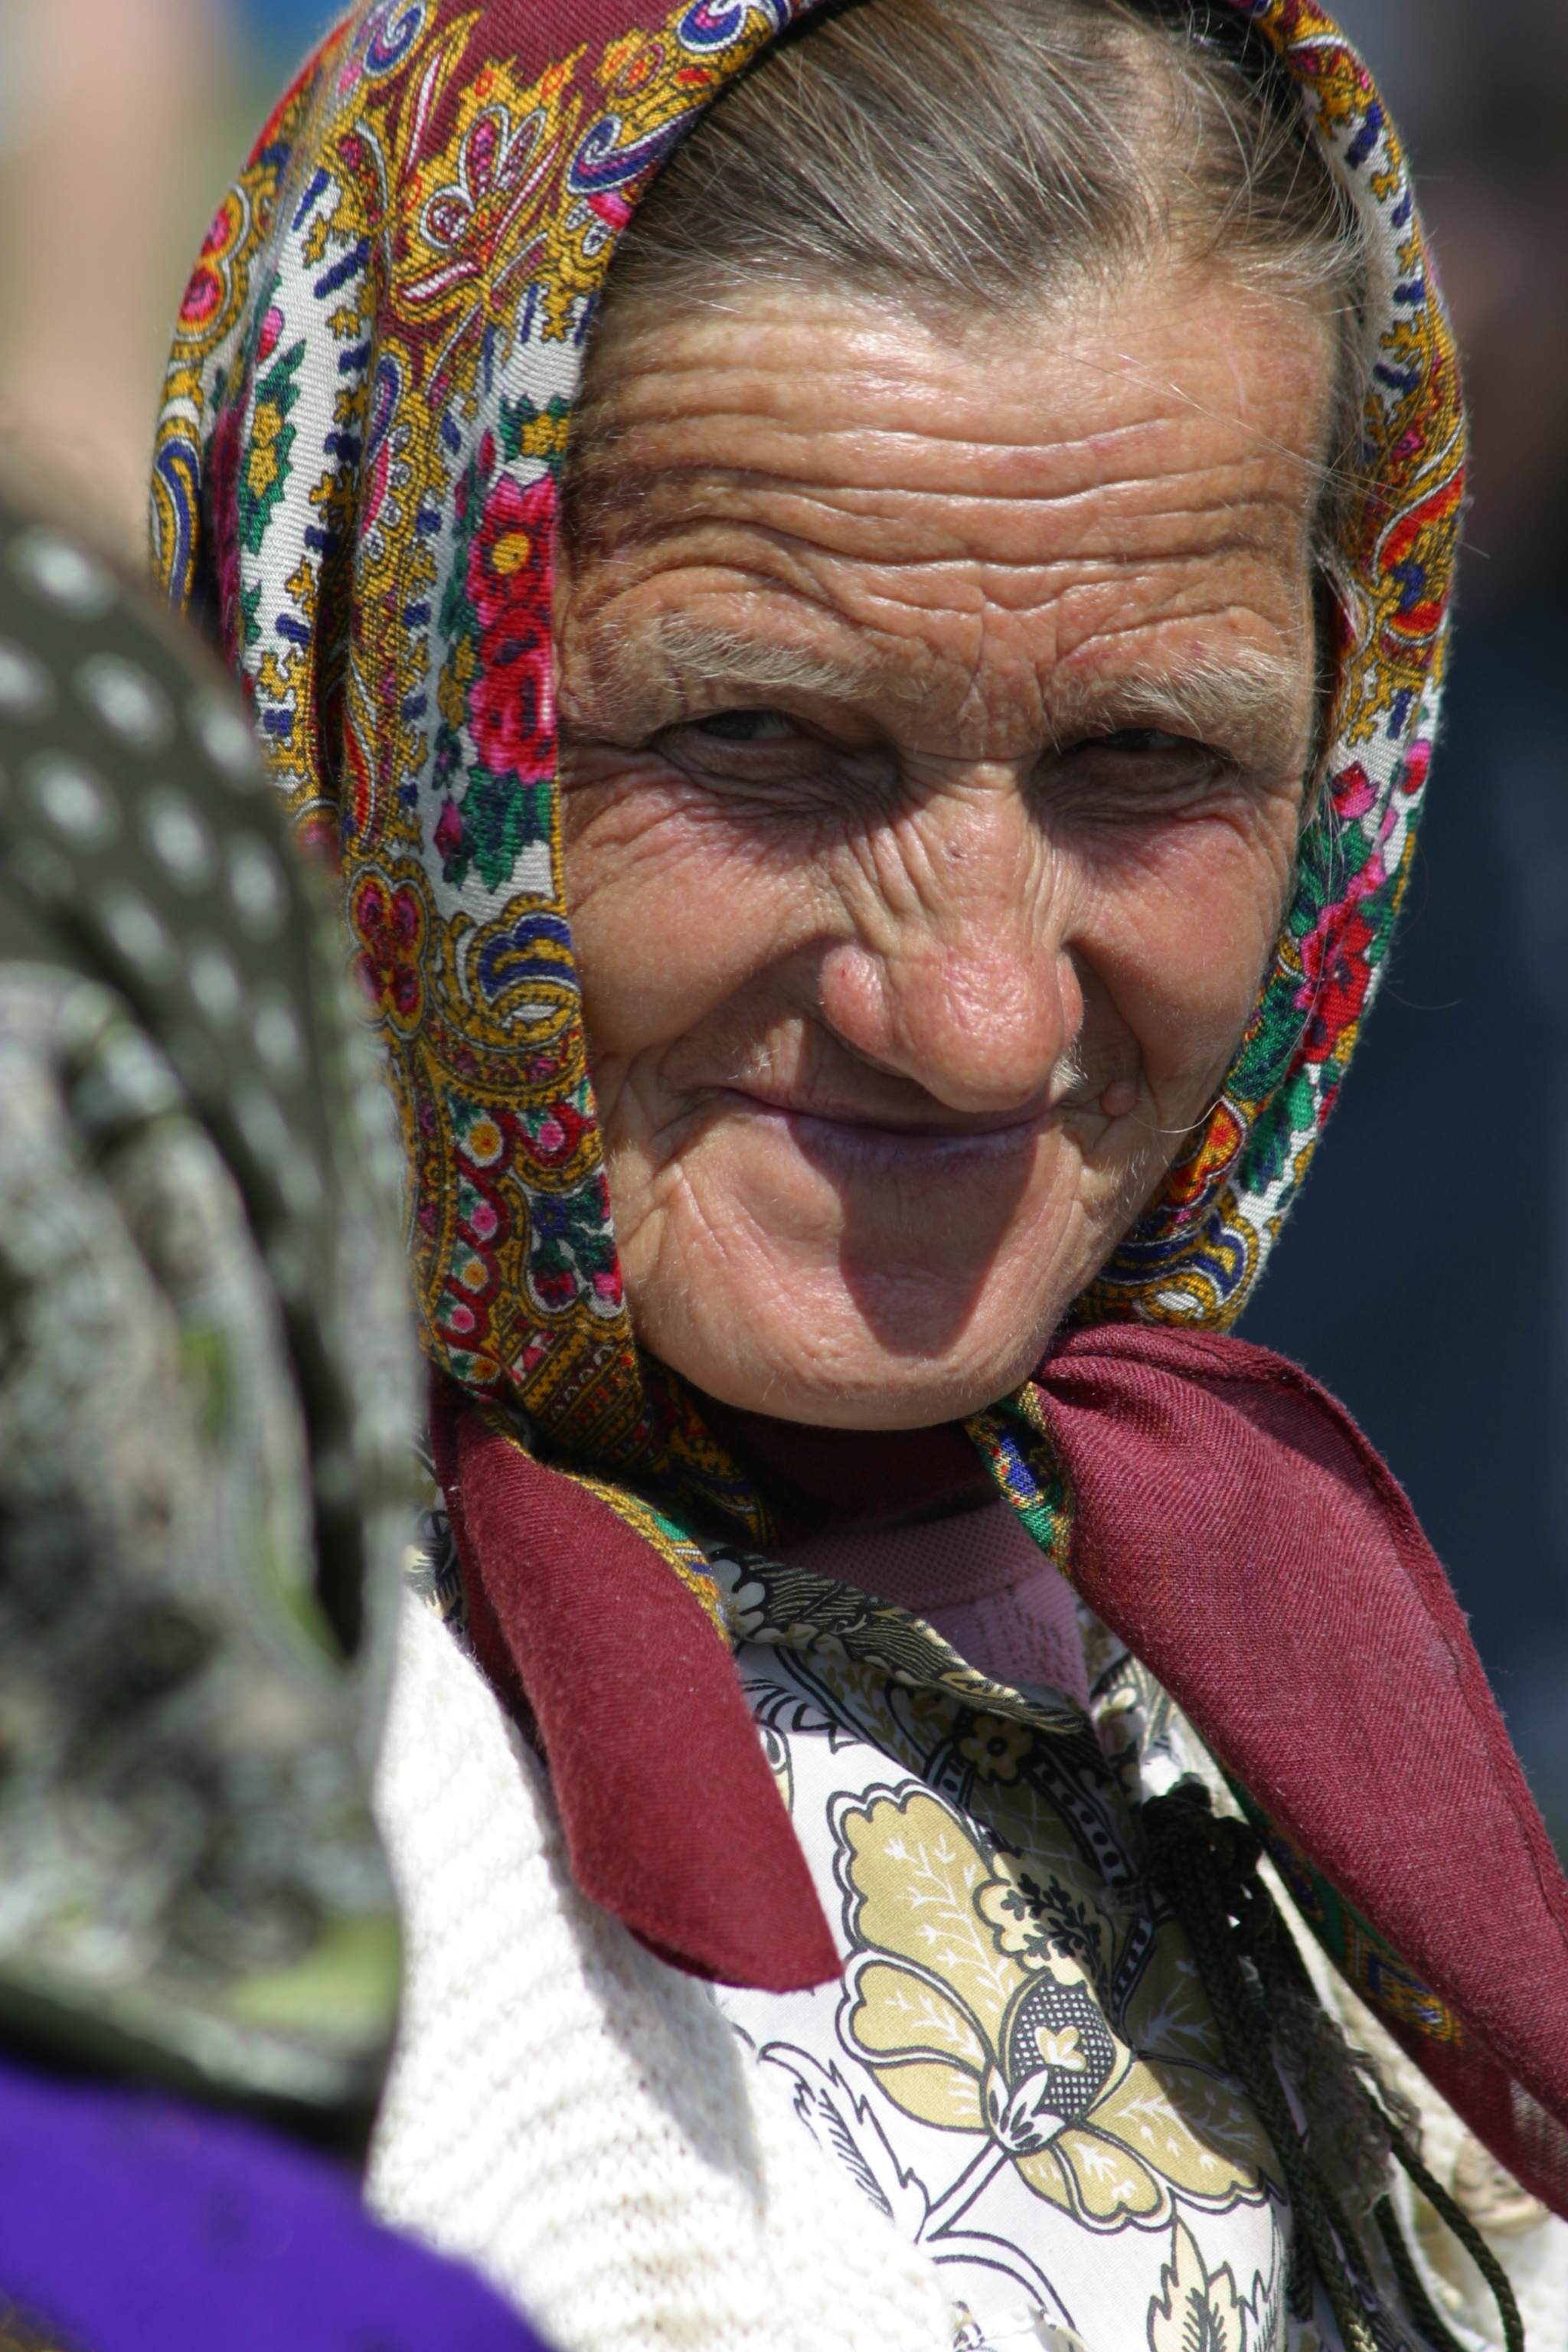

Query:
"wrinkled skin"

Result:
[[555, 268, 1335, 1429]]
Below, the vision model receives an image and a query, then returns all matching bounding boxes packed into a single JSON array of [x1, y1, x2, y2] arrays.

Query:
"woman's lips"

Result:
[[707, 1085, 1054, 1159]]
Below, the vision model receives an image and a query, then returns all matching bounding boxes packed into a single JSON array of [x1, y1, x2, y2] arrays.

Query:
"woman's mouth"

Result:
[[710, 1085, 1055, 1161]]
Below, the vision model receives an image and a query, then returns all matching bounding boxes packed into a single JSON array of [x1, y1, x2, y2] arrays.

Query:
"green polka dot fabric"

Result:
[[0, 501, 414, 2138]]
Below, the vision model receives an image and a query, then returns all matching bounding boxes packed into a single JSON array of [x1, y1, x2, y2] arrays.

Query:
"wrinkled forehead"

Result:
[[553, 273, 1335, 777], [565, 270, 1341, 510]]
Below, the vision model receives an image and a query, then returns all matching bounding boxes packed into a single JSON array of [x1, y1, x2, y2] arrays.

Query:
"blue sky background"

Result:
[[230, 0, 342, 62]]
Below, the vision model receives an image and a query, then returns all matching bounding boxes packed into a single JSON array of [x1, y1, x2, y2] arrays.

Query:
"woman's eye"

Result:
[[693, 708, 799, 743], [1084, 727, 1190, 755], [1042, 724, 1231, 821]]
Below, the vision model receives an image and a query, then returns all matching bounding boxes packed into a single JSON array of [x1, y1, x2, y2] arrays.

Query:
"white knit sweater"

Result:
[[368, 1592, 1567, 2352], [367, 1593, 959, 2352]]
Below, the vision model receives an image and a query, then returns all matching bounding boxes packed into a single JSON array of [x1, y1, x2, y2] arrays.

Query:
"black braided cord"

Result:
[[1370, 2194, 1469, 2352], [1141, 1781, 1524, 2352], [1385, 2127, 1525, 2352]]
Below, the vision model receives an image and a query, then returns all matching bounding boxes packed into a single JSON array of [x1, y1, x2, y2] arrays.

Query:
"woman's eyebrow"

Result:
[[1046, 648, 1304, 752], [652, 616, 872, 703], [645, 616, 1303, 759]]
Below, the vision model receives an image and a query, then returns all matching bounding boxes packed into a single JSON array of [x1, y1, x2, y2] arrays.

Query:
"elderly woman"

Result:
[[154, 1, 1568, 2347]]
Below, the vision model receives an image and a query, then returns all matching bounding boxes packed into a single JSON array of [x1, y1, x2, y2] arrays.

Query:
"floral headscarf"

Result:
[[150, 0, 1464, 1551]]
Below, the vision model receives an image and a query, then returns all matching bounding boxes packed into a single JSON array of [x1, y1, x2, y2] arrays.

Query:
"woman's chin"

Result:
[[662, 1328, 1043, 1429], [616, 1126, 1124, 1425], [627, 1217, 1062, 1429]]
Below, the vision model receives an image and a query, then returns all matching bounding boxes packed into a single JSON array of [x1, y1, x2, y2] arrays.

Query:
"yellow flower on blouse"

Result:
[[837, 1785, 1280, 2230]]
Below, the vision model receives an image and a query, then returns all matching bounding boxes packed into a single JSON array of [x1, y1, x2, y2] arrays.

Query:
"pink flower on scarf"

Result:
[[207, 403, 245, 667], [1296, 903, 1377, 1064], [433, 798, 464, 863], [1328, 762, 1377, 823], [1292, 761, 1409, 1063], [466, 470, 556, 782], [351, 874, 425, 1025]]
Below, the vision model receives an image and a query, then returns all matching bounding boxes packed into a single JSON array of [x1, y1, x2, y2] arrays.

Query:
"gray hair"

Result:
[[577, 0, 1371, 694]]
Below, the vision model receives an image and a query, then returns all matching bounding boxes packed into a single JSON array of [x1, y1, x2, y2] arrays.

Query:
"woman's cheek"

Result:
[[564, 774, 809, 1061], [1083, 810, 1295, 1096]]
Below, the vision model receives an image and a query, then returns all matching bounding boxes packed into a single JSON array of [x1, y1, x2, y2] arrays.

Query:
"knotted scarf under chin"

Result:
[[430, 1324, 1568, 2223]]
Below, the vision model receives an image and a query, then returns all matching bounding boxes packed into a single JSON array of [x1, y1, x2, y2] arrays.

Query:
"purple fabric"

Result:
[[0, 2053, 553, 2352]]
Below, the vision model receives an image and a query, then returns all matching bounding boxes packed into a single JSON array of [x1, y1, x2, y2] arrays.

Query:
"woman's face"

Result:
[[556, 267, 1335, 1429]]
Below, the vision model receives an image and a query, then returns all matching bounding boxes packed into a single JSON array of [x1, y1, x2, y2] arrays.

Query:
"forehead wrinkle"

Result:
[[573, 462, 1314, 599], [577, 519, 1304, 652], [1075, 332, 1339, 484], [576, 442, 1314, 529], [573, 335, 1331, 487]]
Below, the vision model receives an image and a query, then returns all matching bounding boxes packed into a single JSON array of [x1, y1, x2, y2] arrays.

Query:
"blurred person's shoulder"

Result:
[[0, 2050, 551, 2352]]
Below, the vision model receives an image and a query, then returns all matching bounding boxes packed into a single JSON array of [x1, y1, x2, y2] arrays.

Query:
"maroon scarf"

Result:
[[433, 1328, 1568, 2222]]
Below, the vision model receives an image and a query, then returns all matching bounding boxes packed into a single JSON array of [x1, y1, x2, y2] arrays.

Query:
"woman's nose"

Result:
[[817, 790, 1083, 1115]]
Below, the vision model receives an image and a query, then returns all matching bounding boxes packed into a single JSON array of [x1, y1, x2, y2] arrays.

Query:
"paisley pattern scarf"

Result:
[[149, 0, 1568, 2236]]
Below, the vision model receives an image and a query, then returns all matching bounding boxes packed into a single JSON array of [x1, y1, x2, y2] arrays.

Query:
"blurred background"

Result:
[[0, 0, 338, 550], [0, 0, 1563, 1846]]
